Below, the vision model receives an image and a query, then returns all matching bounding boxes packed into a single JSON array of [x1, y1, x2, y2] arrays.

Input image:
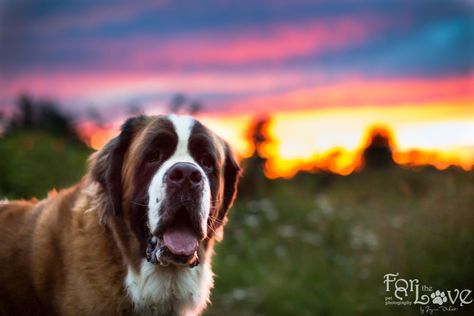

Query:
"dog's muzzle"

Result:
[[146, 162, 205, 268]]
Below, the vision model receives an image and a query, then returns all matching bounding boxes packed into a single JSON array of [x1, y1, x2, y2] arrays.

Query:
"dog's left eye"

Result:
[[147, 150, 162, 163], [200, 155, 214, 172]]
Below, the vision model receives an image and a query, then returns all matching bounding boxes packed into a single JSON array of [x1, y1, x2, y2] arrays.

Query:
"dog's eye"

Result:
[[200, 155, 214, 172], [147, 150, 162, 163]]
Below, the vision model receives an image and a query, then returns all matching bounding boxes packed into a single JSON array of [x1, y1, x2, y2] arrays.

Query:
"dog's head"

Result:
[[90, 115, 241, 267]]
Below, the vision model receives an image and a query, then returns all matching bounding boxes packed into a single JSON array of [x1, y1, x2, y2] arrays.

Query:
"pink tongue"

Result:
[[163, 225, 198, 256]]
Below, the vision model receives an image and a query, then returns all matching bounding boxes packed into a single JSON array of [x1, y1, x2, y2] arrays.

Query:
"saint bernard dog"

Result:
[[0, 115, 241, 316]]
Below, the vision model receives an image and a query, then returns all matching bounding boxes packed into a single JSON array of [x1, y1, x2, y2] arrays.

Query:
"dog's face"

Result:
[[91, 115, 240, 267]]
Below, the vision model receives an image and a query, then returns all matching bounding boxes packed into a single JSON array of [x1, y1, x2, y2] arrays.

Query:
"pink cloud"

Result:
[[129, 17, 381, 67]]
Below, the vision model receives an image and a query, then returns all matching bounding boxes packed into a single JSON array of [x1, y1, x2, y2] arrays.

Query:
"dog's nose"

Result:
[[167, 162, 203, 187]]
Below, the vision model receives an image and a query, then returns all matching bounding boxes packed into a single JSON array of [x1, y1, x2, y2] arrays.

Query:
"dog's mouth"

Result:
[[162, 206, 199, 256], [147, 207, 201, 267]]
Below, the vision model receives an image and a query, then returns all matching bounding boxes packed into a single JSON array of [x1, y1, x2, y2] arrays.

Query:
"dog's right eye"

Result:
[[200, 154, 214, 173]]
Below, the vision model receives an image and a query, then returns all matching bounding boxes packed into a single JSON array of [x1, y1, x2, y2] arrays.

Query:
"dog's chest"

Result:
[[125, 260, 213, 316]]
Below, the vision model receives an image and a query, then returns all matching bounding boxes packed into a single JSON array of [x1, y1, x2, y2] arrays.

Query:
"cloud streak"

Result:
[[220, 75, 474, 115]]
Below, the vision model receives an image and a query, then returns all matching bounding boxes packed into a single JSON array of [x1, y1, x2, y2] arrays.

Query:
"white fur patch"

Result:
[[147, 115, 211, 236], [127, 115, 214, 314], [125, 260, 213, 316]]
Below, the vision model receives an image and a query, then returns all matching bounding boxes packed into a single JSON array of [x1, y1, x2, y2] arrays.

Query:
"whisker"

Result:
[[209, 200, 223, 208], [208, 223, 223, 234], [207, 215, 225, 226], [131, 201, 148, 207]]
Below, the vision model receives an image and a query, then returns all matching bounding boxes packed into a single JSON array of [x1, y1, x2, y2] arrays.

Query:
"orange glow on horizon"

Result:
[[76, 104, 474, 178], [262, 123, 474, 179]]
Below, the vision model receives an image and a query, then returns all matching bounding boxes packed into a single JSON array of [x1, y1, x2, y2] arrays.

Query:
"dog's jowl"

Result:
[[0, 115, 241, 316]]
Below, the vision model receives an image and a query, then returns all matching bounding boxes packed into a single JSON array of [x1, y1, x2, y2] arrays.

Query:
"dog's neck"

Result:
[[125, 256, 214, 316]]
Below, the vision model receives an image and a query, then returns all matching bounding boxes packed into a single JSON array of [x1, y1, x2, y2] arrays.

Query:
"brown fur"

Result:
[[0, 183, 131, 315]]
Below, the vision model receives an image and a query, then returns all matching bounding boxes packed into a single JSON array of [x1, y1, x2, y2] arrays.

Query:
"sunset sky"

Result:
[[0, 0, 473, 177]]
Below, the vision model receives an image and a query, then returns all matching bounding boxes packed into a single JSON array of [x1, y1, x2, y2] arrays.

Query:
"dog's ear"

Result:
[[91, 116, 145, 216], [217, 142, 242, 225]]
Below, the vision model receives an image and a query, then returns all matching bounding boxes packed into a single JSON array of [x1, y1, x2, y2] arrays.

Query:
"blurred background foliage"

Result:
[[0, 96, 472, 315], [0, 95, 92, 199], [210, 168, 474, 315]]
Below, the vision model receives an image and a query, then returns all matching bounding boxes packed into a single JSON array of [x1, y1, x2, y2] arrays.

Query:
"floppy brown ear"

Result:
[[91, 116, 145, 216], [218, 142, 242, 224]]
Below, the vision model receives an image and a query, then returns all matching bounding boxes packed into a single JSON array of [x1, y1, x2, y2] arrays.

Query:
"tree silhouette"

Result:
[[128, 103, 143, 116], [239, 116, 272, 196], [189, 101, 202, 115], [250, 117, 271, 170], [0, 111, 5, 135], [18, 94, 34, 129], [361, 127, 395, 169], [169, 93, 203, 115], [7, 94, 81, 143], [169, 93, 187, 113]]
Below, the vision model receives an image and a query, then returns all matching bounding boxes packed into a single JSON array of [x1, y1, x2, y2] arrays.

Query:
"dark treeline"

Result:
[[3, 94, 397, 172], [4, 94, 81, 143]]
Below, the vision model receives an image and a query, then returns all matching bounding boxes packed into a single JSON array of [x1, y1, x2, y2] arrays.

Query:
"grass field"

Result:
[[206, 169, 474, 315]]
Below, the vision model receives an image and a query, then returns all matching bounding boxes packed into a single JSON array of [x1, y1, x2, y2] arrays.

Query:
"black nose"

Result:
[[167, 162, 203, 187]]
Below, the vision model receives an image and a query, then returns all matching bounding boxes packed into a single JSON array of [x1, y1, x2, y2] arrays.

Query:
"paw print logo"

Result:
[[431, 290, 448, 305]]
